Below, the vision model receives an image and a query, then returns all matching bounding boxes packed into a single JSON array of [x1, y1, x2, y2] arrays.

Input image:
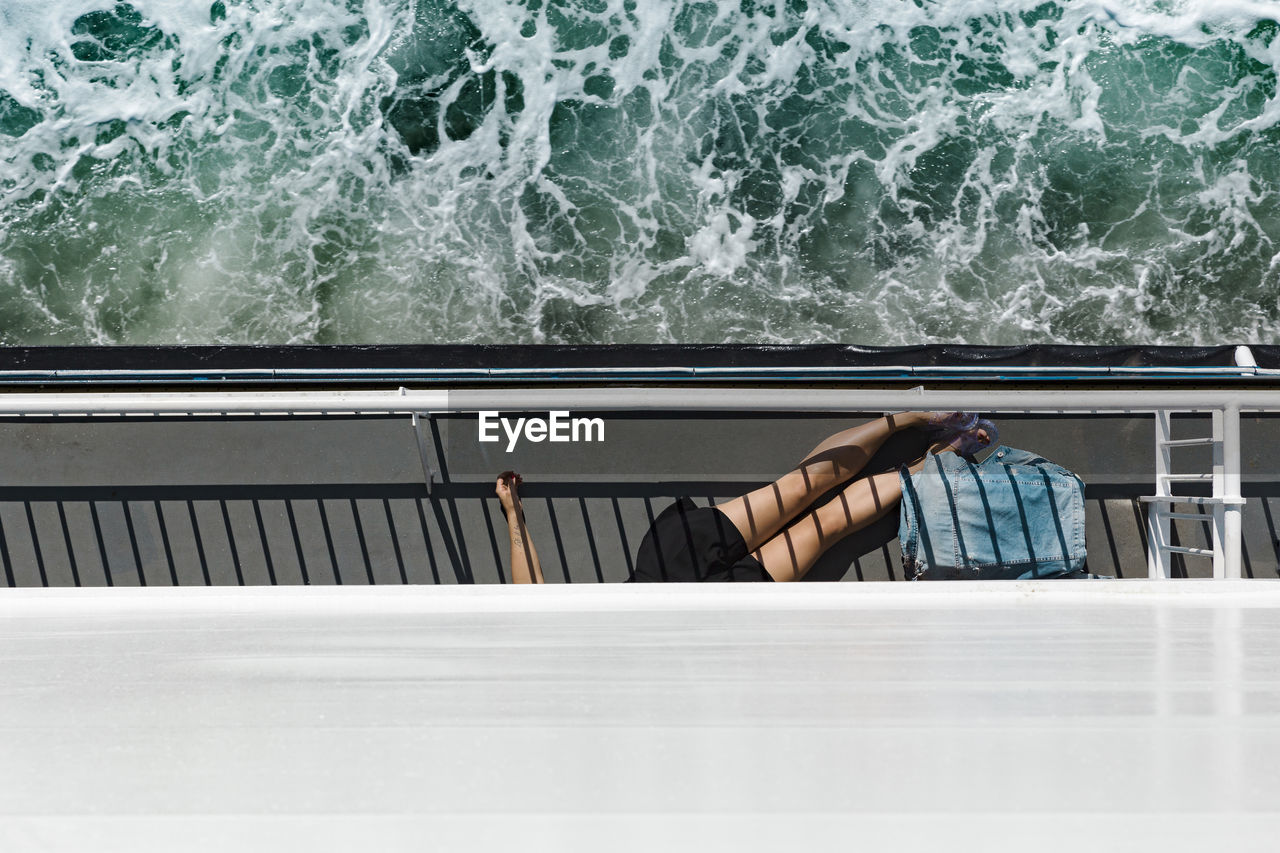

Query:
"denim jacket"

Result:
[[899, 446, 1087, 580]]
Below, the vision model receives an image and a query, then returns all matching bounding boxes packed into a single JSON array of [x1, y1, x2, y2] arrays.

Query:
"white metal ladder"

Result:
[[1141, 408, 1246, 578]]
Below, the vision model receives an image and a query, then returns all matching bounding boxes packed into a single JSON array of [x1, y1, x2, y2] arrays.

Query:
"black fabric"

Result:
[[1243, 347, 1280, 369], [0, 343, 1245, 371], [631, 497, 773, 583]]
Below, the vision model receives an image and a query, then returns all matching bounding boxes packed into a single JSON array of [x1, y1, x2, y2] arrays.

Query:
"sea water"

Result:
[[1, 0, 1278, 345]]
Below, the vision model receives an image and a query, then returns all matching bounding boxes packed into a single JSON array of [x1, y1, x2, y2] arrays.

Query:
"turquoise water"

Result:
[[1, 0, 1279, 345]]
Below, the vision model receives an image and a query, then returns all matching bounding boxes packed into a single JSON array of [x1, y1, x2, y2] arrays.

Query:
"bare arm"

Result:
[[496, 472, 543, 584]]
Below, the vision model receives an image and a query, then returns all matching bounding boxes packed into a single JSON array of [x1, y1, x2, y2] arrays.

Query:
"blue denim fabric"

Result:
[[899, 446, 1087, 580]]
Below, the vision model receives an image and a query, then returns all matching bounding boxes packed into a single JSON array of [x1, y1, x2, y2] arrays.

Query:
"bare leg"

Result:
[[751, 470, 904, 583], [749, 431, 992, 583], [797, 412, 927, 464], [716, 412, 928, 553]]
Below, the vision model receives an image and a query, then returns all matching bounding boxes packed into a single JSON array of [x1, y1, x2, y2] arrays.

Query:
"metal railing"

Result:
[[1141, 409, 1245, 579], [0, 386, 1276, 580]]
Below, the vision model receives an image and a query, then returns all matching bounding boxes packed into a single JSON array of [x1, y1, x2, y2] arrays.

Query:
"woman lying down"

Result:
[[494, 411, 995, 584]]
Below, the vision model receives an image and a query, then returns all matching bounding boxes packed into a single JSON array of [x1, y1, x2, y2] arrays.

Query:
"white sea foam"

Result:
[[1, 0, 1279, 344]]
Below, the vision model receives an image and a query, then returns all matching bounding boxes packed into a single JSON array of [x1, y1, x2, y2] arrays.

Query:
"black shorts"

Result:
[[631, 497, 773, 582]]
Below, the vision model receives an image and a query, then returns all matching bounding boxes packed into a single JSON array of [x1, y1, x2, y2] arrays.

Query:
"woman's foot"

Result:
[[931, 419, 998, 457], [905, 421, 998, 473], [923, 411, 981, 435]]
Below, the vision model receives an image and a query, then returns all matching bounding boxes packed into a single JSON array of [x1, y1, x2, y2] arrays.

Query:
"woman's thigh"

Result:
[[751, 470, 903, 582], [714, 466, 836, 554]]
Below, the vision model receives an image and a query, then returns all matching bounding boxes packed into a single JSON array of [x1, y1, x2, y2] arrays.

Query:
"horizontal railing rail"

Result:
[[0, 347, 1267, 385], [0, 365, 1279, 385], [0, 387, 1276, 415]]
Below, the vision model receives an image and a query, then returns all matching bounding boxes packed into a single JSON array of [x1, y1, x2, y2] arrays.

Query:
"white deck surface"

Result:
[[3, 581, 1280, 851]]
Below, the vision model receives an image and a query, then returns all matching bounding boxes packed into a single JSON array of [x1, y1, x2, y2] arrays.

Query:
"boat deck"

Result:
[[2, 582, 1278, 851]]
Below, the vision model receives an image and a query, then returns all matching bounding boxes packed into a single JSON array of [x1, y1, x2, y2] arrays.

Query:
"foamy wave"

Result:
[[1, 0, 1279, 344]]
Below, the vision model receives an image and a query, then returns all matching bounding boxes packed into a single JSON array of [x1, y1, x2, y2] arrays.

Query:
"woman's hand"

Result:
[[496, 471, 543, 584], [495, 470, 523, 516]]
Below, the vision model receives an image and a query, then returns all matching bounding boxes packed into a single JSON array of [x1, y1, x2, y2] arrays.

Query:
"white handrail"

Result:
[[0, 390, 450, 416], [0, 386, 1277, 415], [447, 388, 1280, 413]]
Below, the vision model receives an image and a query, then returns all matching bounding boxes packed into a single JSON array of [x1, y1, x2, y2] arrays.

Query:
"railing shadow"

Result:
[[0, 478, 1270, 586]]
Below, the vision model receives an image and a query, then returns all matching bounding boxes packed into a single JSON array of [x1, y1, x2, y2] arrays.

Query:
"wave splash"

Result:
[[1, 0, 1279, 345]]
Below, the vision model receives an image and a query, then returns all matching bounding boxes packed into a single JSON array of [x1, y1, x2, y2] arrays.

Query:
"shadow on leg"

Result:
[[804, 512, 902, 582], [716, 415, 927, 553], [753, 470, 904, 583], [802, 430, 929, 581]]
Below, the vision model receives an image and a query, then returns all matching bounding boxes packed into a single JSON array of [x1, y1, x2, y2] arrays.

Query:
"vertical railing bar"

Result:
[[414, 498, 442, 585], [121, 501, 146, 587], [219, 500, 244, 586], [442, 493, 473, 583], [89, 502, 113, 587], [610, 497, 634, 580], [382, 499, 408, 585], [1222, 404, 1243, 579], [0, 507, 13, 588], [410, 412, 435, 495], [57, 502, 81, 588], [425, 496, 469, 584], [1132, 498, 1149, 576], [1148, 410, 1172, 579], [1199, 503, 1213, 576], [1240, 513, 1255, 579], [1097, 499, 1124, 579], [1168, 519, 1186, 579], [478, 498, 506, 584], [1212, 409, 1226, 579], [1263, 498, 1280, 579], [252, 500, 278, 586], [349, 498, 375, 585], [187, 500, 212, 586], [545, 498, 572, 584], [154, 500, 178, 586], [640, 497, 661, 579], [579, 497, 604, 583], [642, 497, 657, 528], [24, 503, 48, 588], [284, 500, 310, 585], [426, 418, 473, 583], [881, 543, 897, 581], [317, 499, 342, 584]]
